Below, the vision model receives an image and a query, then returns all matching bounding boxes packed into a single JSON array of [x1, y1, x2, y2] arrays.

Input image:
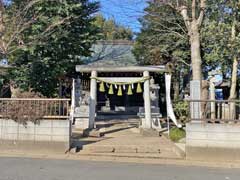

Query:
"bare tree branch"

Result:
[[197, 0, 206, 26], [179, 6, 190, 30], [192, 0, 196, 20], [151, 27, 187, 39], [177, 58, 191, 66], [0, 0, 76, 57]]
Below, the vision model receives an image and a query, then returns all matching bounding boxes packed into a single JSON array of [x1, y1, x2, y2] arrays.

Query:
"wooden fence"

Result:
[[188, 99, 240, 123]]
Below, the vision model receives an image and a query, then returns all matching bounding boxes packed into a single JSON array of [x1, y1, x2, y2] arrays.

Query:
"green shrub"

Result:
[[173, 100, 189, 124], [2, 91, 45, 126], [169, 127, 186, 142]]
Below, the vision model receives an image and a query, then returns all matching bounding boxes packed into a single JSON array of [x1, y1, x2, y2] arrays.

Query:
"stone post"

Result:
[[89, 71, 97, 129], [209, 77, 215, 119], [190, 80, 201, 121], [71, 79, 75, 111], [75, 78, 81, 107], [70, 79, 75, 124], [143, 71, 152, 128]]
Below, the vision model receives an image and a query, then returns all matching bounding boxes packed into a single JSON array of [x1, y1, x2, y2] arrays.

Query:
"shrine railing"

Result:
[[187, 99, 240, 124], [0, 98, 70, 119]]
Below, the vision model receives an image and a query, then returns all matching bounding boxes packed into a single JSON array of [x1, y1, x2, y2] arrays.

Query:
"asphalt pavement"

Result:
[[0, 157, 239, 180]]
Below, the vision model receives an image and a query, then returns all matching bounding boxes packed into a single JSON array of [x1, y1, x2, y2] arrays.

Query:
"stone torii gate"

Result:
[[72, 65, 181, 130]]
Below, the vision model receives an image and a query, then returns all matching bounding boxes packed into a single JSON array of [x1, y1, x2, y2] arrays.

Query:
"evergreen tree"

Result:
[[94, 14, 133, 40], [133, 1, 190, 99], [4, 0, 99, 96]]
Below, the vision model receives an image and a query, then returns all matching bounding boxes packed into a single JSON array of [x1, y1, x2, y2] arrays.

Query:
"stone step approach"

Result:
[[72, 125, 185, 159], [77, 138, 183, 159]]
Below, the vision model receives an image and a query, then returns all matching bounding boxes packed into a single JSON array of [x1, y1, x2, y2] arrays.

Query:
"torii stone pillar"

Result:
[[89, 70, 97, 129], [143, 71, 152, 128]]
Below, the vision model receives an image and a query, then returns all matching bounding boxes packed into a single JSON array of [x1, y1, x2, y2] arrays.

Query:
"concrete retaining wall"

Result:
[[186, 122, 240, 161], [0, 119, 71, 153]]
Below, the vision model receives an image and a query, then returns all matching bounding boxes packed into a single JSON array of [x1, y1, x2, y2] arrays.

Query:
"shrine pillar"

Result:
[[143, 71, 152, 128], [89, 70, 97, 129]]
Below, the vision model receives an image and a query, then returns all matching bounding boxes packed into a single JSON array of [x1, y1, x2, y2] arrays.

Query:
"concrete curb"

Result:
[[74, 152, 183, 160], [161, 136, 186, 158], [0, 151, 240, 169]]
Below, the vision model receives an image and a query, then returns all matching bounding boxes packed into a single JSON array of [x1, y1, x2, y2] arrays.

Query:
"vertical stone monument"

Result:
[[190, 80, 201, 121]]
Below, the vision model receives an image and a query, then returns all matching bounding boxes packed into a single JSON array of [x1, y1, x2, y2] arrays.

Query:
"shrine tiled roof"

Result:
[[82, 40, 138, 67]]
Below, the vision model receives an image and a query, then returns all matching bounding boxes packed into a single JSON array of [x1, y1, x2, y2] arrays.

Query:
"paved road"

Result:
[[0, 157, 239, 180]]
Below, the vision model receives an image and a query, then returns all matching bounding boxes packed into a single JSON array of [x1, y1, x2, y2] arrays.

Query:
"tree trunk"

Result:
[[173, 69, 181, 101], [190, 21, 202, 82], [209, 77, 216, 120], [190, 20, 204, 117], [201, 80, 209, 118], [230, 57, 238, 100], [173, 75, 180, 101], [229, 20, 238, 120], [178, 1, 205, 120], [10, 84, 21, 98], [229, 56, 238, 119], [58, 81, 63, 98]]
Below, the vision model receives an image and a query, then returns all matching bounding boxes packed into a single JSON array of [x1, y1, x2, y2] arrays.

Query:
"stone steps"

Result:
[[73, 121, 139, 138], [71, 142, 184, 159], [76, 152, 184, 161], [74, 136, 185, 159], [80, 144, 175, 154], [77, 151, 182, 160]]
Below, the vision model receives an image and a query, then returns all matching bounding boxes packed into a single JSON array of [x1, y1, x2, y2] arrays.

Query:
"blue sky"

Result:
[[5, 0, 146, 32], [98, 0, 147, 32]]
